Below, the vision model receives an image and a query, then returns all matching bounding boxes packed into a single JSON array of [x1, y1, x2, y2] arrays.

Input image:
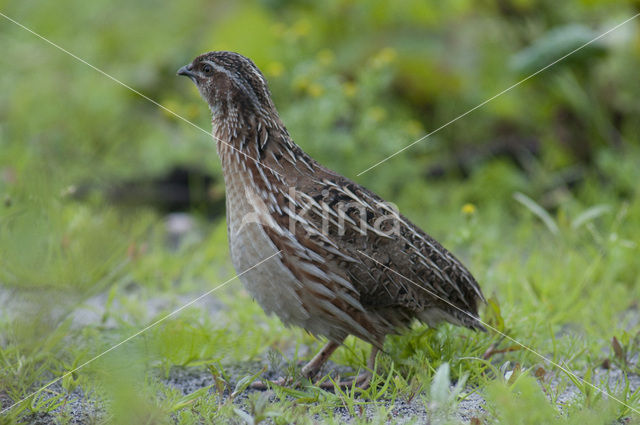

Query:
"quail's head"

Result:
[[177, 51, 273, 116]]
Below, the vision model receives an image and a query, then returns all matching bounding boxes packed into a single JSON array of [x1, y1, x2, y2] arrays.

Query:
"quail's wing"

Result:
[[290, 172, 486, 330]]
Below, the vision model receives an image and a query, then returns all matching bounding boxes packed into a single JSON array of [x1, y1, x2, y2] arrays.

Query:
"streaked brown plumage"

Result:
[[178, 51, 485, 384]]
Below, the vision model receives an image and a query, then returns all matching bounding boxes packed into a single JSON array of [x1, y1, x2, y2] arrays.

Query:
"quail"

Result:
[[177, 51, 485, 387]]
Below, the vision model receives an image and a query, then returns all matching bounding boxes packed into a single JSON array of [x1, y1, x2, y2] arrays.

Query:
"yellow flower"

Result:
[[293, 76, 309, 92], [162, 99, 196, 120], [317, 49, 334, 65], [372, 47, 397, 68], [343, 81, 357, 98], [367, 106, 387, 122], [186, 104, 200, 120], [292, 19, 311, 37], [405, 119, 423, 137], [462, 203, 477, 215], [266, 61, 284, 78], [307, 83, 324, 98]]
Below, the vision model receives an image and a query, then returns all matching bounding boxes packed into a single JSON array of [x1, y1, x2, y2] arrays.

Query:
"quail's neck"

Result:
[[210, 98, 318, 184], [212, 108, 291, 170]]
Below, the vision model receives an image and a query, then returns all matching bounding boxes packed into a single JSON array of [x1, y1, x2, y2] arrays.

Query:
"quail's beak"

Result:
[[177, 64, 197, 83]]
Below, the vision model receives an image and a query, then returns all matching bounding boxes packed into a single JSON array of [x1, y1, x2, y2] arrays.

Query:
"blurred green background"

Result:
[[1, 0, 640, 423]]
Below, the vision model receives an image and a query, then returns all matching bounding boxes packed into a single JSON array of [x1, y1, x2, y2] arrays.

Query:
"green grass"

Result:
[[1, 149, 638, 424], [1, 0, 640, 423]]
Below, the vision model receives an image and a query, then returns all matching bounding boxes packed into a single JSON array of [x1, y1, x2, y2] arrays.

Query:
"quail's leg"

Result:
[[317, 343, 381, 390], [250, 340, 341, 390], [301, 340, 341, 379], [251, 339, 381, 390], [355, 345, 380, 388]]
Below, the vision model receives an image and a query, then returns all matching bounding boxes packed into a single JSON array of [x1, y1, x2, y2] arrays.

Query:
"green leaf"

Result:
[[513, 192, 559, 235], [231, 366, 267, 399], [170, 383, 216, 412], [572, 204, 611, 229], [510, 24, 606, 73]]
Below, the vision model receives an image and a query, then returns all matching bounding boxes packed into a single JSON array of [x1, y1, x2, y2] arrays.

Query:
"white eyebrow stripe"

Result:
[[203, 59, 260, 106], [247, 63, 266, 85]]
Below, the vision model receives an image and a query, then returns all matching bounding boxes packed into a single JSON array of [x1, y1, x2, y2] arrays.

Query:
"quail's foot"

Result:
[[250, 343, 379, 391]]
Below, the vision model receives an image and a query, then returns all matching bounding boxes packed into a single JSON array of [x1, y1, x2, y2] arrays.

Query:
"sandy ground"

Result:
[[2, 285, 638, 424], [9, 357, 639, 424]]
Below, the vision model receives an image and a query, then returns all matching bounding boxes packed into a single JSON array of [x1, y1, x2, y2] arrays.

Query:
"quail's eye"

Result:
[[202, 64, 213, 76]]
